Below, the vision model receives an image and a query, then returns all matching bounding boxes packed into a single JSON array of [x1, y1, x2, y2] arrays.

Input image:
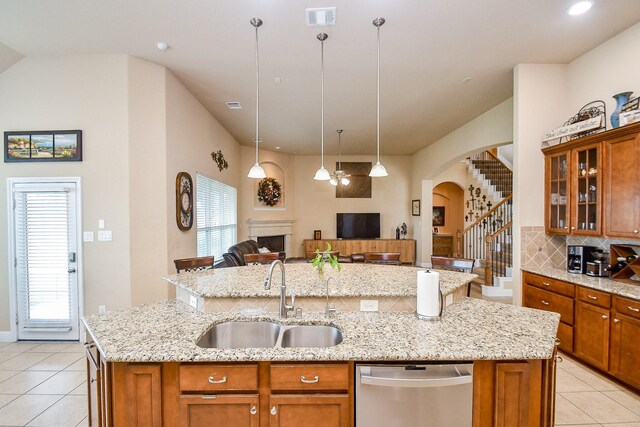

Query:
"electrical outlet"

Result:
[[189, 295, 198, 309], [360, 300, 379, 312], [445, 293, 453, 307], [98, 230, 112, 241], [83, 231, 94, 242], [98, 305, 106, 314]]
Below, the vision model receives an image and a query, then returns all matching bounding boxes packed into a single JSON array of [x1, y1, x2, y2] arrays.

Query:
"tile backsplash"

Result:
[[521, 226, 640, 268]]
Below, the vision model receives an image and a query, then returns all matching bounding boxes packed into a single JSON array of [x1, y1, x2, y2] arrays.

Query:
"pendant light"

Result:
[[313, 33, 331, 181], [330, 129, 350, 186], [247, 18, 267, 179], [369, 17, 388, 178]]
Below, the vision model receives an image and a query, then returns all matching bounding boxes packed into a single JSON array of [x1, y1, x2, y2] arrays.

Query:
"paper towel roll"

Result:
[[417, 270, 440, 318]]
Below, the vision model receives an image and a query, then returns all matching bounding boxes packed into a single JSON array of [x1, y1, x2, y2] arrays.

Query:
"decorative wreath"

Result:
[[257, 177, 282, 207]]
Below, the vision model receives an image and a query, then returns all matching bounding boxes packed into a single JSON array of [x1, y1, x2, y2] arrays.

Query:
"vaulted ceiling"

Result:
[[1, 0, 640, 155]]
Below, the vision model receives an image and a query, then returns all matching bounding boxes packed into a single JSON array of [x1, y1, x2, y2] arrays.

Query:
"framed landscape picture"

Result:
[[433, 206, 445, 226], [4, 130, 82, 162]]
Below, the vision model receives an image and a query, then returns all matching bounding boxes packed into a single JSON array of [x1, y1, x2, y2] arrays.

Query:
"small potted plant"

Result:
[[311, 243, 341, 277]]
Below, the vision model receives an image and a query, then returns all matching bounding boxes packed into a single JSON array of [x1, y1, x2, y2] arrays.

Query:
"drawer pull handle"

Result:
[[202, 395, 217, 400], [250, 406, 257, 415], [541, 300, 549, 306], [542, 282, 550, 286], [628, 306, 640, 313], [614, 319, 620, 323], [587, 294, 598, 300], [300, 375, 319, 384], [208, 375, 227, 384], [271, 406, 277, 415], [602, 315, 608, 319]]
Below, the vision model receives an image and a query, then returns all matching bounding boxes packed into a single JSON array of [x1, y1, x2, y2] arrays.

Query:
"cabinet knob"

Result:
[[602, 315, 608, 319], [90, 377, 96, 383], [571, 227, 576, 230], [271, 406, 277, 416], [250, 406, 257, 415], [541, 300, 549, 306], [613, 319, 620, 323], [634, 229, 639, 234]]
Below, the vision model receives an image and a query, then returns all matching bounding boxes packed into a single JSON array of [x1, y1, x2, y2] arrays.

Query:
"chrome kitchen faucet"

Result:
[[264, 260, 295, 318]]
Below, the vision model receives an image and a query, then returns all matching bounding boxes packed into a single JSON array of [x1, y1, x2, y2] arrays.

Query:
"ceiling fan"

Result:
[[330, 129, 350, 186]]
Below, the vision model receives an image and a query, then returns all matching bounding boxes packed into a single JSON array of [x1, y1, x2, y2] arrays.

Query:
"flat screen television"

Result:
[[337, 213, 380, 239]]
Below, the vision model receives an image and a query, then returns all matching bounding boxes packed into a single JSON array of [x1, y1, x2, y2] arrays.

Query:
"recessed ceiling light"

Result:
[[225, 101, 242, 109], [275, 146, 281, 150], [156, 42, 169, 51], [568, 1, 593, 15]]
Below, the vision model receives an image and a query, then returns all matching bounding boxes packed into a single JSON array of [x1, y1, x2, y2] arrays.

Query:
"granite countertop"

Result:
[[82, 298, 559, 363], [163, 263, 476, 298], [521, 266, 640, 300]]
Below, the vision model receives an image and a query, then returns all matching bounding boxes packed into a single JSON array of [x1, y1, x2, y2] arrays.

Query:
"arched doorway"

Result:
[[432, 182, 465, 257]]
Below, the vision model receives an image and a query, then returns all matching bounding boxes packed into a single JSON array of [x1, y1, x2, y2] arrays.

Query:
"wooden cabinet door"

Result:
[[85, 344, 102, 427], [604, 132, 640, 238], [268, 395, 350, 427], [570, 142, 602, 235], [574, 301, 610, 370], [610, 312, 640, 390], [112, 364, 162, 427], [545, 151, 570, 234], [178, 394, 259, 427]]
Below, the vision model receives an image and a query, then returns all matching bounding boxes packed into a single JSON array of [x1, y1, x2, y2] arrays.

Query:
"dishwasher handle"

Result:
[[359, 368, 472, 388]]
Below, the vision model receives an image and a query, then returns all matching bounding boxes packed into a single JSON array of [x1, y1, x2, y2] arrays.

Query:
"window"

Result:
[[196, 173, 237, 260]]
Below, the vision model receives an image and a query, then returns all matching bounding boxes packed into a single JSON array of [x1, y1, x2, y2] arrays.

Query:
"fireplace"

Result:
[[246, 219, 294, 256], [257, 235, 285, 252]]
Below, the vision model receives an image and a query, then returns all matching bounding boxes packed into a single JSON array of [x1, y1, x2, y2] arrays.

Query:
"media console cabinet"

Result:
[[303, 239, 416, 264]]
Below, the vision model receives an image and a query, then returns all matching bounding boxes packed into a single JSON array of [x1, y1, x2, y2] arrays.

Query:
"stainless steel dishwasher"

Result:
[[355, 363, 473, 426]]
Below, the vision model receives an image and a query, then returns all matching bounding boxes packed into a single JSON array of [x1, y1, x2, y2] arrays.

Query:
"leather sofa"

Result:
[[221, 239, 285, 267]]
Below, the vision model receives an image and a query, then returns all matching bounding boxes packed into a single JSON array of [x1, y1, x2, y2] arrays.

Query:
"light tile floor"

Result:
[[0, 335, 639, 426], [0, 342, 87, 427]]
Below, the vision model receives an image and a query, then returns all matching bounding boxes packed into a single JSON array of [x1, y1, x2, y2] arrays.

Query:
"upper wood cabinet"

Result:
[[604, 131, 640, 238], [543, 122, 640, 238]]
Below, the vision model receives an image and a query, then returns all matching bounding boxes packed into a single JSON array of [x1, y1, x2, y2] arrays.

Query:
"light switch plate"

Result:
[[360, 300, 379, 312], [98, 219, 105, 229], [83, 231, 94, 242], [98, 230, 112, 241]]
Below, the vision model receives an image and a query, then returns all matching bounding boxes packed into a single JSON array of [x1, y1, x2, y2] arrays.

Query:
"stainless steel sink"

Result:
[[280, 325, 343, 348], [197, 321, 281, 349]]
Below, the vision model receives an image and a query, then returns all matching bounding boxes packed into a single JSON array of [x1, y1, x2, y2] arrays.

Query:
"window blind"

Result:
[[196, 173, 237, 260], [14, 189, 73, 328]]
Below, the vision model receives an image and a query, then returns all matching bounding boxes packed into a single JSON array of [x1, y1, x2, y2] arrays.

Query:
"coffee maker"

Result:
[[567, 245, 597, 274]]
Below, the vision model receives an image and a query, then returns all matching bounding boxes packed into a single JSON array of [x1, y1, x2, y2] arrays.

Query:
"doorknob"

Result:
[[68, 268, 76, 274]]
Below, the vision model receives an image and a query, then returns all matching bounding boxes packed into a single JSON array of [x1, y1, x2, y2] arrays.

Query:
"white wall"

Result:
[[0, 55, 132, 332]]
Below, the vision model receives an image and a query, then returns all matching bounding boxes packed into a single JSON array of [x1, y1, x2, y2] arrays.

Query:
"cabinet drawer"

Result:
[[613, 296, 640, 319], [577, 287, 611, 309], [270, 364, 349, 391], [523, 284, 575, 325], [523, 272, 575, 298], [557, 322, 574, 353], [179, 364, 258, 392]]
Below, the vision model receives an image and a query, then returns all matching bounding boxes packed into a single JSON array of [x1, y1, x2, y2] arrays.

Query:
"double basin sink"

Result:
[[197, 321, 343, 349]]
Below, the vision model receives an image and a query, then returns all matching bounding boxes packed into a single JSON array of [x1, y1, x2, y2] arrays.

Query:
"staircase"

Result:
[[461, 151, 513, 297]]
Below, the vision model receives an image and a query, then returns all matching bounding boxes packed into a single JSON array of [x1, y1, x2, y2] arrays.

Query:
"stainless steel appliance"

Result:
[[355, 363, 473, 427], [586, 250, 610, 277], [567, 245, 597, 274]]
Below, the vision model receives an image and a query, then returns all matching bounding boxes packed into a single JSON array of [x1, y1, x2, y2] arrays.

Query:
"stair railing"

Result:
[[484, 221, 513, 285], [460, 195, 513, 263]]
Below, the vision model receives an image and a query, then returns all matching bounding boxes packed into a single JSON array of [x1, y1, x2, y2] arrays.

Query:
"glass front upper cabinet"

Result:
[[571, 143, 601, 235], [546, 151, 569, 233]]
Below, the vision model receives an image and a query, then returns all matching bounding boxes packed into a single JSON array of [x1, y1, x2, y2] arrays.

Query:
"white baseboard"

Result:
[[481, 284, 513, 297], [0, 331, 16, 343]]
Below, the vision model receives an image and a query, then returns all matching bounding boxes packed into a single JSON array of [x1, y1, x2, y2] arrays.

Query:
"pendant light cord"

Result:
[[320, 35, 325, 168], [376, 22, 381, 163], [254, 22, 260, 164]]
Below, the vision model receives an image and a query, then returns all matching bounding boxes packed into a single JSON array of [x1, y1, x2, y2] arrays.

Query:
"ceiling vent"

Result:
[[306, 7, 336, 26], [225, 101, 242, 109]]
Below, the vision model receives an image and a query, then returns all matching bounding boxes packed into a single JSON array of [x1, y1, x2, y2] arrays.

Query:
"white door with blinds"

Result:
[[196, 173, 237, 261], [9, 179, 81, 341]]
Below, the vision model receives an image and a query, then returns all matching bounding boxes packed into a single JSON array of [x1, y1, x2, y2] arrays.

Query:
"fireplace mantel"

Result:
[[246, 219, 294, 256]]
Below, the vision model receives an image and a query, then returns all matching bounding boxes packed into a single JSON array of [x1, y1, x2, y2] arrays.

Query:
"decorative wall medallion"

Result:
[[211, 150, 229, 172], [176, 172, 193, 231]]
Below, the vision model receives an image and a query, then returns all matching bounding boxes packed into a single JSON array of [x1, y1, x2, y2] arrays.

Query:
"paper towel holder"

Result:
[[416, 268, 444, 321]]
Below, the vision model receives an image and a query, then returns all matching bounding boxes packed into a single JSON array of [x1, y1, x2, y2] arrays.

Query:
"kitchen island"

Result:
[[162, 263, 476, 313], [83, 278, 560, 427]]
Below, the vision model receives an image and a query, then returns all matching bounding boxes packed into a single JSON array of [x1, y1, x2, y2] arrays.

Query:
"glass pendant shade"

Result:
[[341, 177, 350, 185], [369, 161, 388, 177], [329, 178, 338, 186], [248, 162, 266, 179], [314, 166, 331, 181], [369, 17, 388, 178]]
